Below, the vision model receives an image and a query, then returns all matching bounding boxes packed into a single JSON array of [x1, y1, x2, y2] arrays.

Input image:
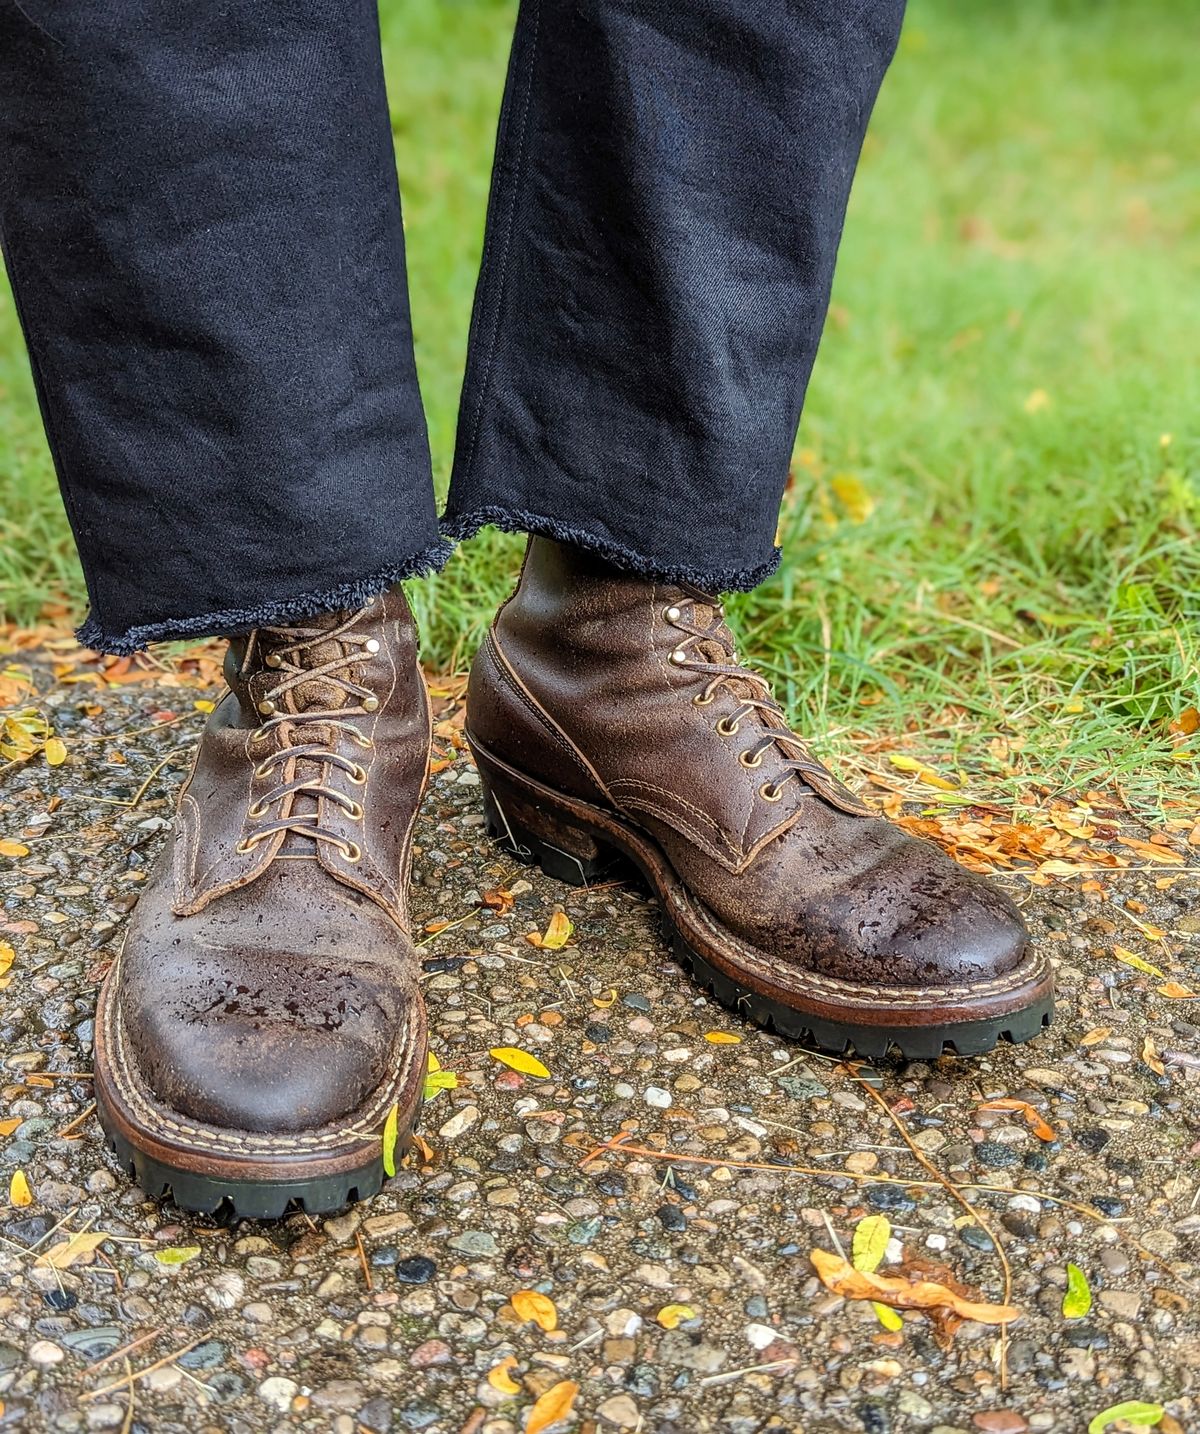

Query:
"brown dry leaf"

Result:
[[481, 888, 515, 915], [511, 1289, 558, 1332], [411, 1132, 435, 1165], [0, 1117, 21, 1138], [525, 1379, 579, 1434], [977, 1097, 1056, 1142], [1118, 837, 1184, 866], [1080, 1026, 1113, 1047], [1142, 1036, 1166, 1076], [37, 1231, 110, 1269], [810, 1248, 1020, 1325], [486, 1355, 522, 1395], [1158, 981, 1198, 1000], [1170, 705, 1199, 736]]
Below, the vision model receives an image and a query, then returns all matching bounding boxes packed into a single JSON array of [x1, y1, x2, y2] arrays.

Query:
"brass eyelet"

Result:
[[669, 649, 688, 666], [663, 605, 682, 623], [716, 717, 740, 737], [364, 638, 381, 654], [343, 841, 362, 863], [362, 696, 380, 713], [693, 691, 715, 707], [740, 750, 763, 769], [759, 782, 783, 803], [256, 698, 276, 716], [235, 837, 258, 854], [254, 761, 275, 780], [246, 799, 268, 819], [348, 763, 367, 785], [346, 801, 364, 821], [264, 652, 283, 669], [352, 732, 374, 750]]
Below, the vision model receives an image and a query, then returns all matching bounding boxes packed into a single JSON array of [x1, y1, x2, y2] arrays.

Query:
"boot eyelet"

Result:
[[352, 732, 374, 749], [759, 782, 783, 803], [348, 763, 367, 785], [364, 638, 380, 654], [669, 648, 688, 665], [362, 696, 380, 713], [663, 605, 682, 623], [346, 801, 364, 821], [264, 652, 283, 669], [235, 837, 258, 855], [343, 841, 362, 863], [254, 761, 275, 780], [247, 799, 268, 819], [256, 699, 276, 716], [740, 750, 763, 769], [693, 692, 714, 707], [716, 717, 740, 737]]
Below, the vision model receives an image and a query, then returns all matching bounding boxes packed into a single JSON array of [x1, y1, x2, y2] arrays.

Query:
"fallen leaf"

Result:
[[1142, 1036, 1165, 1076], [411, 1132, 435, 1165], [38, 1231, 110, 1269], [0, 943, 14, 978], [423, 1069, 458, 1101], [0, 1117, 21, 1138], [887, 754, 958, 791], [1170, 706, 1199, 736], [1087, 1401, 1164, 1434], [381, 1103, 400, 1178], [1024, 388, 1051, 413], [1113, 946, 1166, 979], [656, 1303, 696, 1329], [1157, 981, 1198, 999], [977, 1098, 1056, 1142], [43, 737, 67, 767], [851, 1215, 891, 1273], [703, 1031, 741, 1045], [1080, 1026, 1113, 1047], [9, 1170, 32, 1207], [1063, 1262, 1092, 1319], [194, 699, 215, 713], [526, 911, 573, 950], [810, 1248, 1020, 1325], [481, 887, 515, 915], [486, 1355, 522, 1395], [155, 1245, 202, 1266], [0, 840, 29, 858], [830, 472, 876, 524], [525, 1379, 579, 1434], [511, 1289, 558, 1332], [591, 988, 617, 1009], [1118, 838, 1183, 866], [490, 1047, 551, 1079]]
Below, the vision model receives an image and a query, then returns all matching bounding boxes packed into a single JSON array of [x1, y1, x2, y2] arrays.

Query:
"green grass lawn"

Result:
[[1, 0, 1196, 808]]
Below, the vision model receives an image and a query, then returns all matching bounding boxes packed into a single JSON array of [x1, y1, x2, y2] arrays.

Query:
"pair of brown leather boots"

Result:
[[93, 539, 1053, 1217]]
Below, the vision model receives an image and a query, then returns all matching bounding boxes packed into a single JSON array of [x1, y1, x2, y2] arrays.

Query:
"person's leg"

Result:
[[0, 0, 446, 654], [457, 1, 1053, 1055], [0, 0, 435, 1214]]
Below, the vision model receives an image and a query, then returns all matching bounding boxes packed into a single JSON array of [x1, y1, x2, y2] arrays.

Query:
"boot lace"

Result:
[[663, 590, 869, 812], [234, 602, 381, 862]]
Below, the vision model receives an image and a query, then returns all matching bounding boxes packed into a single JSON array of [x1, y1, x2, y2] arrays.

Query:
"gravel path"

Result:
[[1, 643, 1197, 1434]]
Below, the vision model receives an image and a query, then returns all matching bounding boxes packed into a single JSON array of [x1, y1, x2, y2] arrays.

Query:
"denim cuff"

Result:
[[74, 537, 456, 655], [440, 507, 782, 595]]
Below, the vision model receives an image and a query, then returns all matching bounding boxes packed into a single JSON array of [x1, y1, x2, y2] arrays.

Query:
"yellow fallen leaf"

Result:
[[10, 1170, 32, 1207], [194, 699, 215, 713], [977, 1098, 1056, 1142], [1113, 946, 1166, 979], [1158, 981, 1198, 999], [43, 737, 67, 767], [1118, 837, 1184, 866], [591, 988, 617, 1009], [810, 1248, 1020, 1325], [1024, 388, 1051, 413], [0, 943, 14, 977], [830, 472, 876, 524], [526, 911, 573, 950], [510, 1288, 557, 1332], [486, 1355, 522, 1395], [1080, 1026, 1113, 1047], [0, 840, 29, 858], [490, 1047, 551, 1079], [381, 1103, 400, 1177], [887, 754, 958, 790], [656, 1303, 696, 1329], [703, 1031, 741, 1045], [38, 1231, 110, 1269], [525, 1379, 579, 1434], [0, 1117, 21, 1138], [851, 1215, 891, 1274], [155, 1245, 201, 1265]]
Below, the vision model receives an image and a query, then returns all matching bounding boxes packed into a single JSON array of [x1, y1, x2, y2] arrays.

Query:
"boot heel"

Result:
[[473, 752, 624, 887]]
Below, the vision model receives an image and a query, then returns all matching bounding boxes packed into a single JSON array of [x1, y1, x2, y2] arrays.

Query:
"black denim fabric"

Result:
[[0, 0, 903, 654]]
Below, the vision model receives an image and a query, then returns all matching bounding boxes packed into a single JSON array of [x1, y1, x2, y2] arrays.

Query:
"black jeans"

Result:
[[0, 0, 904, 654]]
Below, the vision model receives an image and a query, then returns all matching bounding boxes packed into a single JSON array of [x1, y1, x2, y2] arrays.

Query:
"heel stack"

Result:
[[471, 745, 626, 887]]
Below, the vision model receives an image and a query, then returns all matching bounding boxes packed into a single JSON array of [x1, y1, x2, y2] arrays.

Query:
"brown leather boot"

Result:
[[466, 540, 1053, 1059], [94, 592, 430, 1217]]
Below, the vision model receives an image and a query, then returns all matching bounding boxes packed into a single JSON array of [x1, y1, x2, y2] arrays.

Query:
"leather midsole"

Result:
[[468, 733, 1053, 1029]]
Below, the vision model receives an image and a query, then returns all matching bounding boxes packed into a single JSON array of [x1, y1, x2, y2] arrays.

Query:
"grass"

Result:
[[1, 0, 1196, 808]]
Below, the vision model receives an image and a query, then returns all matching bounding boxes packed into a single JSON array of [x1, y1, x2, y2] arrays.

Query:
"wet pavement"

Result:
[[1, 641, 1197, 1434]]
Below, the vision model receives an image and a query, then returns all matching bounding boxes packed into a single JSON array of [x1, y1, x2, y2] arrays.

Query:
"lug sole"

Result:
[[470, 736, 1054, 1061]]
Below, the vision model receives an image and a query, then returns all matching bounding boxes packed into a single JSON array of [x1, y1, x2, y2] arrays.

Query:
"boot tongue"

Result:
[[257, 614, 354, 714], [686, 597, 766, 707]]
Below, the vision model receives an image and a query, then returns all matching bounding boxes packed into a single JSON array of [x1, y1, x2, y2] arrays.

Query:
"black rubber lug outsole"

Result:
[[483, 788, 1054, 1062], [100, 1120, 385, 1222]]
